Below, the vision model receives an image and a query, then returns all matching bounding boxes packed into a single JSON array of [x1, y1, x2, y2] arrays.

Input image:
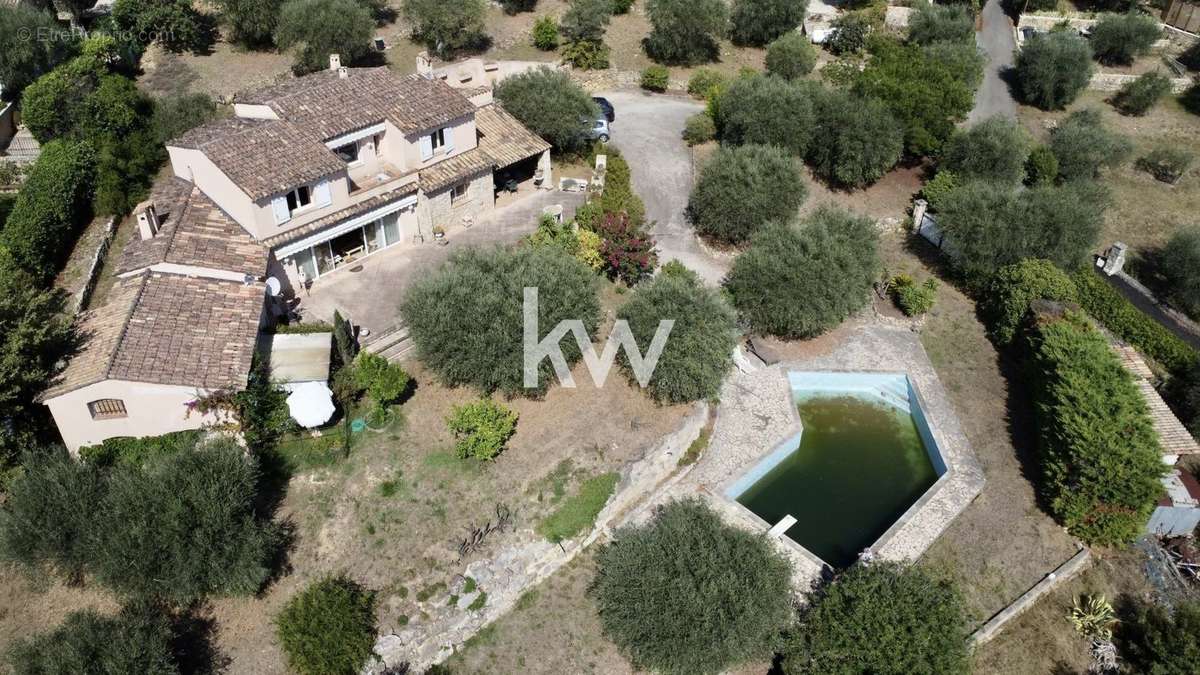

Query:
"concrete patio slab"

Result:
[[295, 190, 586, 334]]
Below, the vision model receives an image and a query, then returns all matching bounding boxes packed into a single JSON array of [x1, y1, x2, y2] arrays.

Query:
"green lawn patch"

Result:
[[536, 472, 620, 543]]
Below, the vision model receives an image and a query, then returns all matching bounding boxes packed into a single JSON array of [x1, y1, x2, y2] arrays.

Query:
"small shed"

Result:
[[268, 332, 336, 428], [1149, 469, 1200, 538]]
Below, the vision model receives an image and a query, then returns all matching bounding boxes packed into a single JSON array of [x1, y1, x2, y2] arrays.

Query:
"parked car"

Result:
[[585, 118, 611, 143], [593, 97, 615, 122]]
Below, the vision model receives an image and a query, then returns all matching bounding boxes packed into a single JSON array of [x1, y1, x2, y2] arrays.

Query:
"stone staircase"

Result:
[[362, 319, 414, 363]]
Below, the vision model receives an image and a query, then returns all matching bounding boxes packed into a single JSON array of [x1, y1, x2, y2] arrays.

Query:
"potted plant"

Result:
[[432, 224, 446, 245]]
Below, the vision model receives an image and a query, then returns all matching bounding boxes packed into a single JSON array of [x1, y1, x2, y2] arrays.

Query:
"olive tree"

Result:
[[1161, 225, 1200, 318], [591, 498, 794, 674], [1090, 11, 1161, 66], [730, 0, 808, 47], [906, 1, 974, 45], [401, 246, 600, 396], [1013, 31, 1093, 110], [644, 0, 728, 65], [937, 180, 1107, 283], [401, 0, 488, 58], [807, 88, 904, 188], [1048, 108, 1132, 181], [725, 206, 880, 338], [686, 145, 807, 245], [275, 0, 373, 74], [616, 270, 736, 403], [715, 75, 818, 156], [765, 31, 817, 80], [494, 67, 599, 152], [7, 605, 178, 675], [783, 562, 971, 675], [215, 0, 285, 47], [90, 439, 278, 602], [940, 115, 1030, 185]]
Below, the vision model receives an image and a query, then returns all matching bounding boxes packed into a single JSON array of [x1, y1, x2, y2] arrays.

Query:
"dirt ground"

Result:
[[1016, 91, 1200, 253], [0, 286, 689, 672]]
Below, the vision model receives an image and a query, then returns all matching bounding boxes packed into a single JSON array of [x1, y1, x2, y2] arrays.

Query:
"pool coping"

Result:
[[719, 371, 954, 569], [667, 323, 985, 588]]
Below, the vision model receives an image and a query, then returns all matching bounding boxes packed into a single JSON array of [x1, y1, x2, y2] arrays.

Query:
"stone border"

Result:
[[969, 547, 1092, 647]]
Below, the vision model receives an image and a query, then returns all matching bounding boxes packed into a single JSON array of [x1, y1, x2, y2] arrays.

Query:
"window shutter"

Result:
[[419, 134, 434, 161], [313, 179, 332, 207], [444, 127, 455, 154], [272, 196, 291, 224]]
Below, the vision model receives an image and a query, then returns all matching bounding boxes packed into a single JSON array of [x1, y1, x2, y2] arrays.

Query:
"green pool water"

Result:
[[735, 395, 938, 568]]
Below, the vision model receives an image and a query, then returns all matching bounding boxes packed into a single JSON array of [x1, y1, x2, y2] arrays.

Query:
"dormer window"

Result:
[[333, 141, 360, 164], [420, 127, 454, 161], [272, 180, 332, 225]]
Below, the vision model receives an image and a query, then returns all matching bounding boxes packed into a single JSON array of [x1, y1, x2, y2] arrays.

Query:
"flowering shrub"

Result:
[[595, 212, 657, 285]]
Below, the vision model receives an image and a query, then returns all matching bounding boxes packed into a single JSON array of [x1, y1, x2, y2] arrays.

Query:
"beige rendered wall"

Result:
[[167, 147, 259, 230], [400, 115, 478, 170], [249, 168, 352, 239], [46, 380, 222, 453]]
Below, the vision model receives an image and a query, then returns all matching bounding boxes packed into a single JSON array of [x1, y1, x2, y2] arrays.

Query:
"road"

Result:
[[597, 91, 730, 286], [968, 0, 1018, 124]]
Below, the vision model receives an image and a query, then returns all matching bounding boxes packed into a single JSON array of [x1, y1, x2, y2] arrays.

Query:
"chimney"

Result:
[[416, 51, 433, 79], [338, 66, 348, 79], [329, 53, 341, 72], [135, 201, 160, 241]]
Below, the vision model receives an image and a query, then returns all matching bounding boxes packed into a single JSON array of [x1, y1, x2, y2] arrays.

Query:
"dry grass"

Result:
[[1016, 91, 1200, 253]]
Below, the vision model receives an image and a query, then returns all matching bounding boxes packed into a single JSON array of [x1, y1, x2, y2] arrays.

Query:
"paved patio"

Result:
[[295, 190, 586, 334]]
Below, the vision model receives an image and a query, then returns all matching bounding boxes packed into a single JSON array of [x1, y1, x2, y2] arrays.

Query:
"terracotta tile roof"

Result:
[[1115, 344, 1200, 456], [118, 180, 268, 277], [418, 147, 493, 193], [260, 187, 418, 248], [475, 103, 550, 168], [44, 272, 265, 398], [171, 117, 344, 201], [44, 276, 144, 399], [240, 68, 477, 139]]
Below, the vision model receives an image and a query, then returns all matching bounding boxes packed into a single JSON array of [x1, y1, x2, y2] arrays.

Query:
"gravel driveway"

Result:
[[968, 0, 1018, 124], [597, 91, 730, 285]]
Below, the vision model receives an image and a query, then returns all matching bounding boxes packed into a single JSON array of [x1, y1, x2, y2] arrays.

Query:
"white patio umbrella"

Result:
[[286, 381, 336, 428]]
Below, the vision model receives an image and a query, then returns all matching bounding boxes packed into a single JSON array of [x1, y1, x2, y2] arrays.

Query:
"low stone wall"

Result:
[[73, 217, 117, 314], [1089, 72, 1192, 93], [373, 402, 710, 671], [969, 547, 1092, 647]]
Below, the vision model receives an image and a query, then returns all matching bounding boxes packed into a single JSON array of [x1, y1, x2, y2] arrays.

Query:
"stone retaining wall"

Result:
[[1089, 72, 1192, 93], [372, 402, 710, 671]]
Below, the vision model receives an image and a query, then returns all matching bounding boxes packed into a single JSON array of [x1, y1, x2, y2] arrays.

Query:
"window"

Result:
[[333, 141, 359, 164], [88, 398, 127, 420], [451, 183, 468, 204], [431, 128, 447, 152], [285, 185, 311, 213]]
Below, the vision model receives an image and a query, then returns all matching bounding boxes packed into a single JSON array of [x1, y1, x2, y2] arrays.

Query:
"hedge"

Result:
[[1071, 267, 1199, 375], [1, 139, 96, 283], [1026, 309, 1165, 546], [982, 259, 1079, 346]]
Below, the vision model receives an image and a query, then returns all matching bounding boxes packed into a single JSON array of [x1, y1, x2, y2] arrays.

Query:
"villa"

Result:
[[42, 57, 553, 451]]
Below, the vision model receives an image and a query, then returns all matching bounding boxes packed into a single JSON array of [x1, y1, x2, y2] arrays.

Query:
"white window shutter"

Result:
[[272, 196, 291, 224], [313, 179, 332, 207], [419, 134, 434, 161], [444, 127, 455, 154]]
